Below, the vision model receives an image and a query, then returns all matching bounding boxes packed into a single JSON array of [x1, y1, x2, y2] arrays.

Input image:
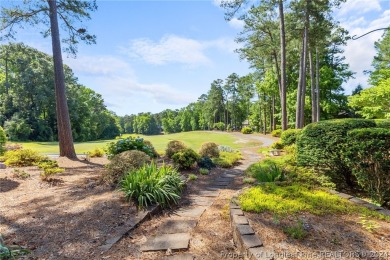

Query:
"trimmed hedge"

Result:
[[172, 148, 199, 169], [0, 126, 6, 155], [345, 128, 390, 206], [241, 127, 253, 134], [199, 142, 219, 158], [280, 129, 301, 146], [375, 119, 390, 129], [297, 119, 376, 187]]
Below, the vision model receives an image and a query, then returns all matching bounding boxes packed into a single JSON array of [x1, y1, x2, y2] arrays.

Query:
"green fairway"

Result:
[[11, 131, 262, 155]]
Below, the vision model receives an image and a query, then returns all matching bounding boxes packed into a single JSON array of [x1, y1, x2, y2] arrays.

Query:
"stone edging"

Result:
[[329, 190, 390, 217], [99, 204, 161, 252], [230, 198, 274, 260]]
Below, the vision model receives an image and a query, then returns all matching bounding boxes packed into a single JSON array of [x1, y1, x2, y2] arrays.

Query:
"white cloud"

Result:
[[121, 35, 238, 66], [338, 0, 381, 16], [228, 17, 245, 30], [341, 9, 390, 93]]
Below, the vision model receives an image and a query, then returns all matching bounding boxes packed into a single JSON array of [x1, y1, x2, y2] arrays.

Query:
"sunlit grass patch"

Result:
[[239, 183, 389, 220]]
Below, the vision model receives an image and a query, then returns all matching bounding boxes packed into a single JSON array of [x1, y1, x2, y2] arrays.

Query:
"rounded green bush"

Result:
[[165, 140, 187, 159], [271, 129, 282, 137], [172, 148, 200, 169], [241, 127, 253, 134], [271, 141, 284, 149], [105, 150, 151, 184], [199, 142, 219, 158], [197, 156, 216, 170], [105, 137, 156, 159], [280, 129, 301, 146], [0, 126, 6, 155], [4, 149, 44, 167]]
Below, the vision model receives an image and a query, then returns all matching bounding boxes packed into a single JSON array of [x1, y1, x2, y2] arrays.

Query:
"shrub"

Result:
[[199, 142, 219, 158], [297, 119, 376, 187], [105, 137, 156, 159], [88, 147, 104, 158], [375, 119, 390, 129], [241, 127, 253, 134], [199, 168, 209, 175], [197, 156, 215, 170], [144, 140, 159, 157], [172, 148, 200, 169], [213, 122, 225, 131], [4, 149, 44, 167], [165, 140, 187, 159], [188, 174, 198, 181], [120, 163, 185, 209], [105, 150, 151, 184], [12, 169, 30, 179], [246, 160, 285, 182], [0, 127, 6, 155], [344, 128, 390, 206], [213, 151, 242, 168], [280, 129, 301, 146], [271, 141, 284, 150], [40, 167, 65, 181], [271, 129, 282, 137], [218, 145, 234, 153], [36, 160, 59, 169]]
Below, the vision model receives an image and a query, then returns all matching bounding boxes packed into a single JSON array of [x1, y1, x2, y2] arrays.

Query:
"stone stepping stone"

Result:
[[188, 196, 213, 206], [158, 219, 197, 234], [337, 192, 353, 199], [140, 233, 190, 252], [160, 253, 194, 260], [198, 190, 220, 197], [213, 182, 229, 187], [174, 206, 207, 218]]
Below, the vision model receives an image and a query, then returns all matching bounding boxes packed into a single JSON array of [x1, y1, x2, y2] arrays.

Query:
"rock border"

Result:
[[329, 190, 390, 217], [99, 204, 161, 252], [230, 199, 274, 260]]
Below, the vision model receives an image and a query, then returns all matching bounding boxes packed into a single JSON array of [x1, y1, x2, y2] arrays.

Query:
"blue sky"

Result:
[[1, 0, 390, 116]]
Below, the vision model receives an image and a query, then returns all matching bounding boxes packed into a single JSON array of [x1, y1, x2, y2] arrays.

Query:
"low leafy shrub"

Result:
[[243, 177, 256, 184], [280, 129, 301, 146], [271, 129, 282, 137], [12, 169, 30, 179], [345, 128, 390, 206], [199, 168, 209, 175], [0, 127, 6, 155], [105, 137, 156, 159], [218, 145, 234, 153], [375, 119, 390, 129], [286, 166, 336, 189], [41, 167, 65, 181], [199, 142, 219, 158], [4, 149, 44, 167], [297, 119, 376, 188], [283, 220, 307, 240], [213, 122, 225, 131], [246, 160, 285, 182], [271, 141, 284, 150], [120, 163, 185, 209], [165, 140, 187, 159], [188, 174, 198, 181], [105, 150, 151, 184], [284, 144, 297, 165], [197, 156, 215, 170], [36, 160, 59, 169], [213, 151, 242, 168], [172, 148, 200, 169], [88, 147, 104, 158], [241, 127, 253, 134]]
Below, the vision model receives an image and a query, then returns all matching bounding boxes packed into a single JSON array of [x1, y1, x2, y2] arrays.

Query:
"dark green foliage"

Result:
[[271, 141, 284, 149], [345, 128, 390, 206], [165, 140, 186, 159], [105, 150, 150, 184], [297, 119, 376, 187], [4, 149, 44, 167], [172, 148, 200, 169], [280, 129, 301, 146], [0, 126, 6, 155], [105, 137, 156, 159], [246, 159, 285, 182], [197, 156, 216, 170], [241, 127, 253, 134], [213, 122, 225, 131], [199, 142, 220, 158], [120, 163, 184, 209]]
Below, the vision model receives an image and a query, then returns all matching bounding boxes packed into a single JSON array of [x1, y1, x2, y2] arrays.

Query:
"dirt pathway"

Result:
[[105, 133, 277, 260]]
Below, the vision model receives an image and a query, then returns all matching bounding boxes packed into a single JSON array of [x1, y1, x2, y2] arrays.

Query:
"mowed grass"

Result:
[[11, 131, 261, 155]]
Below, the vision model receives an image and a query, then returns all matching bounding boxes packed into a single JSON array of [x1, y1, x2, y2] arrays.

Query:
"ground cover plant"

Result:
[[120, 163, 185, 209], [3, 149, 44, 167], [212, 151, 242, 168]]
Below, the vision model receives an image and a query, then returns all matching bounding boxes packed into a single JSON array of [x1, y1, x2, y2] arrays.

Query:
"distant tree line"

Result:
[[0, 43, 120, 142]]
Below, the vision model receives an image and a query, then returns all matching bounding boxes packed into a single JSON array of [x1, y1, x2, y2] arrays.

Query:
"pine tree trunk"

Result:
[[48, 0, 77, 159], [263, 95, 267, 135], [316, 47, 320, 121], [296, 35, 305, 129], [278, 0, 288, 131], [309, 48, 317, 123]]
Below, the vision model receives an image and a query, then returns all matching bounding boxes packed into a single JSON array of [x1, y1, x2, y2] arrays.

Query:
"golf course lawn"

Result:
[[11, 131, 262, 154]]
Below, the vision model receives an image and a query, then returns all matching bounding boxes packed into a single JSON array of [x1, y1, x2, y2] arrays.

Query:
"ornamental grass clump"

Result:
[[120, 162, 185, 209]]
